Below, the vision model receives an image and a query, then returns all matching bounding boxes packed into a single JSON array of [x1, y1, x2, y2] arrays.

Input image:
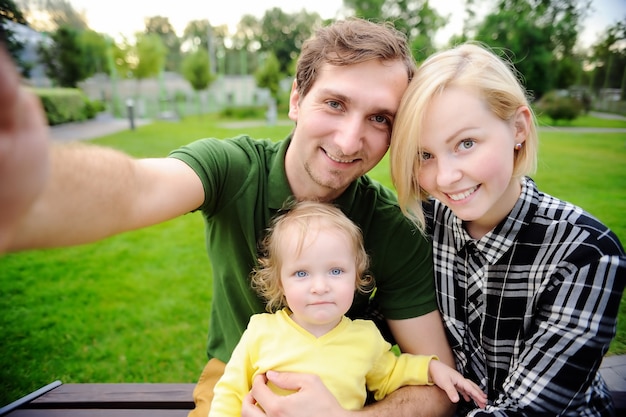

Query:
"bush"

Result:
[[83, 97, 106, 119], [32, 88, 101, 126], [535, 91, 583, 124], [219, 105, 266, 119]]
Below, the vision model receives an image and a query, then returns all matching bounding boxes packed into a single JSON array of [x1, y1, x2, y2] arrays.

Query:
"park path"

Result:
[[49, 112, 151, 142]]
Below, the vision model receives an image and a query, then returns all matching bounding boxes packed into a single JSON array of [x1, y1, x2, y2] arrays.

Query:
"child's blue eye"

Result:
[[330, 268, 343, 276], [295, 271, 308, 278]]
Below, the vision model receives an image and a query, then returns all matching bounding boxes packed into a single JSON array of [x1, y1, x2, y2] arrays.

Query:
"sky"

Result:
[[69, 0, 625, 49]]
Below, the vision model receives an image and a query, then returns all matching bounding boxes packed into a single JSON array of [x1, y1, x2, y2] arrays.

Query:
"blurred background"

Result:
[[2, 0, 625, 121]]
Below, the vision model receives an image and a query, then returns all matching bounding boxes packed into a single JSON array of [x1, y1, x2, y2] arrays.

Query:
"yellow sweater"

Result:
[[209, 308, 435, 416]]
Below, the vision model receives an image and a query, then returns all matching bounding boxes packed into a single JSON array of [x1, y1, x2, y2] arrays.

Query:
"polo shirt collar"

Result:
[[268, 136, 295, 210]]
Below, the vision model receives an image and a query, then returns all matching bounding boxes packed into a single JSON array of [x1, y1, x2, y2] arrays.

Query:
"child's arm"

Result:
[[428, 359, 487, 409], [210, 326, 258, 417]]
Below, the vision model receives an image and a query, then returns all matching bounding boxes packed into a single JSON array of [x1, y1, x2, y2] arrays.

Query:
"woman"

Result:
[[389, 42, 626, 416]]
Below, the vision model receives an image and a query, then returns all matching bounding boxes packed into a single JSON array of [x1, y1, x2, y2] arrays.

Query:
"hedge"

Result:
[[31, 88, 103, 126]]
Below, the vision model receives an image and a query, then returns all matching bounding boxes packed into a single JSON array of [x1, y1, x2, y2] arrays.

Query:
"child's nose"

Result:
[[310, 275, 329, 293]]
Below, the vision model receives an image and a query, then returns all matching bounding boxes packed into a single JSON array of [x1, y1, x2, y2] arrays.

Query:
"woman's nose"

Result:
[[436, 157, 462, 187]]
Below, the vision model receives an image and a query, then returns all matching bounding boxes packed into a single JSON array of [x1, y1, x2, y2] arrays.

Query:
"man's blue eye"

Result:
[[373, 115, 388, 124]]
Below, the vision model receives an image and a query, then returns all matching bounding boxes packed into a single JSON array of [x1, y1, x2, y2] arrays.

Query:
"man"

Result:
[[0, 18, 455, 417]]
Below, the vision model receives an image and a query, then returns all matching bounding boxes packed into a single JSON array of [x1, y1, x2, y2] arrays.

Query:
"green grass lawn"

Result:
[[535, 112, 626, 128], [1, 113, 625, 406]]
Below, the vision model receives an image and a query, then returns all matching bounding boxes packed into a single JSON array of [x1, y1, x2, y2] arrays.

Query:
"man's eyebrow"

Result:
[[317, 88, 350, 104]]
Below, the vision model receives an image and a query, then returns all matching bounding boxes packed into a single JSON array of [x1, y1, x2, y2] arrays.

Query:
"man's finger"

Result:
[[0, 44, 21, 125]]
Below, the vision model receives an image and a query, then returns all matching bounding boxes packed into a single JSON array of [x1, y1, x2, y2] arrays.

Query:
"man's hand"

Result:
[[243, 371, 348, 417], [0, 45, 50, 252]]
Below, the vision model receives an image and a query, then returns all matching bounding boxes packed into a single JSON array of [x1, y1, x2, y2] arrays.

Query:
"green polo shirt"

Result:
[[169, 135, 435, 363]]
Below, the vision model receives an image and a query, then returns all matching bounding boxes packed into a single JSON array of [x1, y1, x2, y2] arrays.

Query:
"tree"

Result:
[[16, 0, 87, 31], [232, 14, 261, 51], [475, 8, 554, 99], [588, 20, 626, 98], [78, 29, 110, 75], [255, 51, 283, 125], [544, 0, 589, 59], [0, 0, 31, 76], [343, 0, 385, 21], [554, 54, 581, 89], [257, 8, 321, 74], [133, 33, 167, 82], [144, 16, 181, 72], [229, 15, 263, 75], [181, 49, 214, 115], [0, 0, 24, 21], [111, 35, 133, 79], [37, 24, 87, 87], [182, 19, 211, 52], [343, 0, 446, 61], [254, 51, 282, 100], [472, 0, 590, 99], [404, 4, 446, 62], [37, 24, 111, 87], [182, 19, 227, 75]]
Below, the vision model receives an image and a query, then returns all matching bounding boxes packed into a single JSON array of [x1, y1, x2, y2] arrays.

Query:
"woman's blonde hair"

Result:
[[389, 42, 538, 231], [251, 201, 373, 313]]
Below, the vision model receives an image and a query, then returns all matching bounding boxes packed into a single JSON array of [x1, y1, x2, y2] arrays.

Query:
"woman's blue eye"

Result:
[[330, 268, 342, 276], [295, 271, 308, 278], [461, 140, 474, 150]]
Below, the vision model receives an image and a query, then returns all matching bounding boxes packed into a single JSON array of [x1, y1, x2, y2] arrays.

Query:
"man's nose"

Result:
[[335, 116, 364, 156]]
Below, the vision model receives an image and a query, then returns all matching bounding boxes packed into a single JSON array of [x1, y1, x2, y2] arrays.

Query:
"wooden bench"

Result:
[[600, 354, 626, 412], [1, 357, 624, 416], [1, 383, 195, 417]]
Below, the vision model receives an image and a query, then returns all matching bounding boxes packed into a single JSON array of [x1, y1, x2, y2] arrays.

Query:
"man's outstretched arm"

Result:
[[0, 46, 205, 253], [8, 145, 205, 251], [0, 46, 50, 251]]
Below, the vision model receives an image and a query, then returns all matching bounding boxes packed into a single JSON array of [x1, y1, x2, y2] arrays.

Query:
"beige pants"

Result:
[[187, 358, 226, 417]]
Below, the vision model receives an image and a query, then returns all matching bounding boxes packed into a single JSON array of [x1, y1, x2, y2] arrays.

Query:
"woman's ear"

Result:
[[513, 106, 532, 144]]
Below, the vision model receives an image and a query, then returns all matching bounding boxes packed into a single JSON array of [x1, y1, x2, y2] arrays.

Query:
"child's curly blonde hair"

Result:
[[251, 201, 374, 313]]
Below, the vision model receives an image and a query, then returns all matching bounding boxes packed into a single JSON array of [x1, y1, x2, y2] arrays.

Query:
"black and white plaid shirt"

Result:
[[426, 177, 626, 416]]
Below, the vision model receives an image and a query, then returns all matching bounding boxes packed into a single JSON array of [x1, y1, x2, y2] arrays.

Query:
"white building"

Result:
[[4, 19, 51, 86]]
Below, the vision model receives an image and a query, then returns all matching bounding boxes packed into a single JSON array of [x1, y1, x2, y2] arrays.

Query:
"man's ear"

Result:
[[288, 79, 299, 121]]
